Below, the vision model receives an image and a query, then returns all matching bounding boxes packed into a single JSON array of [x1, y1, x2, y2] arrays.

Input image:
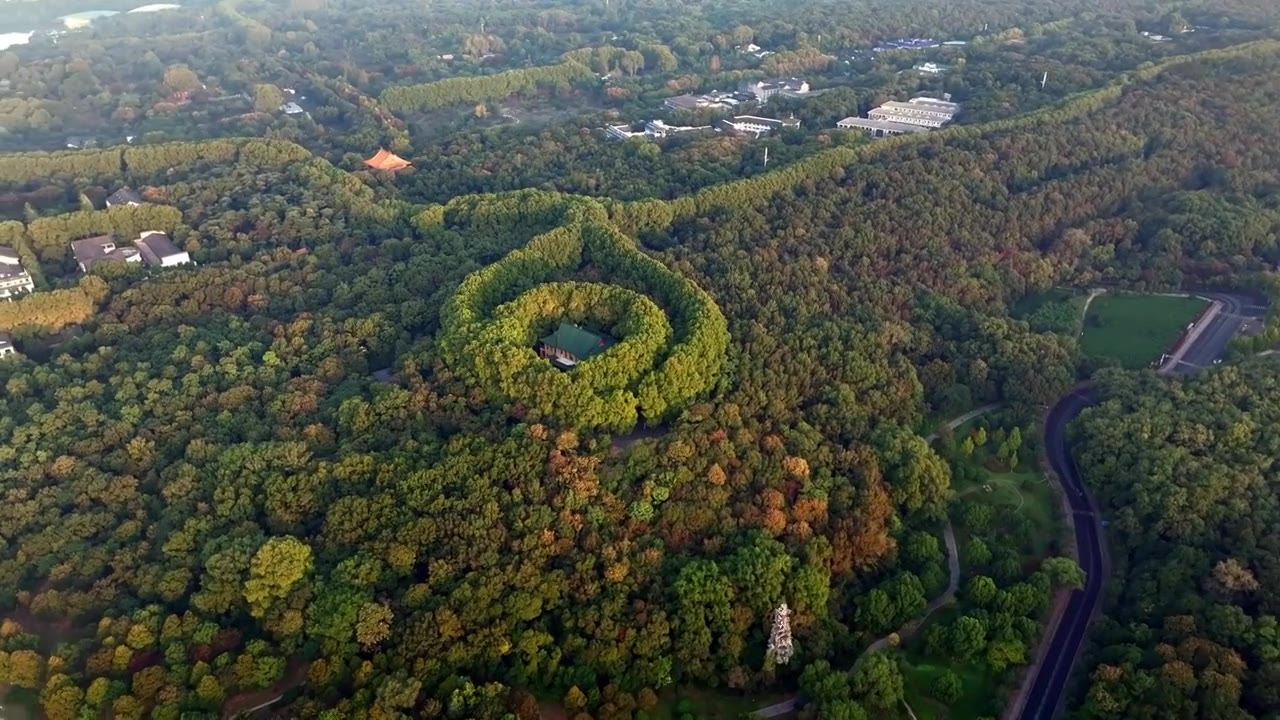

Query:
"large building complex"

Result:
[[838, 95, 961, 137], [867, 98, 960, 128]]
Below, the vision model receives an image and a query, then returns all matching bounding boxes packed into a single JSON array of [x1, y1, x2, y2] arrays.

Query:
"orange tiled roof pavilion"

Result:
[[363, 148, 411, 171]]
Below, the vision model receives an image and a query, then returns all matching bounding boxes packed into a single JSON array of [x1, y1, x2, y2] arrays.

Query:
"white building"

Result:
[[717, 115, 801, 138], [913, 62, 948, 75], [0, 246, 34, 300], [135, 231, 191, 268], [867, 97, 960, 128], [0, 332, 14, 357], [739, 78, 810, 103]]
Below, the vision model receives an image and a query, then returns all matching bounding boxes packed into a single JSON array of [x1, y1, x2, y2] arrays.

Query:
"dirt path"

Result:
[[609, 425, 668, 456], [221, 657, 308, 719], [1077, 288, 1104, 333], [859, 518, 960, 659]]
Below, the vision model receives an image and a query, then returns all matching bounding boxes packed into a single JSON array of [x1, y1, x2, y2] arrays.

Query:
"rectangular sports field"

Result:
[[1080, 294, 1208, 369]]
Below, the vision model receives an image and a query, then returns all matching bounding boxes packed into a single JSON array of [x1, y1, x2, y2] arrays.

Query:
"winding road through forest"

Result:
[[1015, 290, 1265, 720]]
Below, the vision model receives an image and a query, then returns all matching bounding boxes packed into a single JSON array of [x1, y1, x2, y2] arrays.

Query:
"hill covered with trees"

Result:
[[0, 3, 1280, 719]]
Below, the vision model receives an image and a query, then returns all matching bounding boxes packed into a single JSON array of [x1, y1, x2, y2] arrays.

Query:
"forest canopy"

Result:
[[1, 0, 1280, 718]]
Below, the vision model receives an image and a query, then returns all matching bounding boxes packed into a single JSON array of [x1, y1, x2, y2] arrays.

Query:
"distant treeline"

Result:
[[380, 60, 596, 112]]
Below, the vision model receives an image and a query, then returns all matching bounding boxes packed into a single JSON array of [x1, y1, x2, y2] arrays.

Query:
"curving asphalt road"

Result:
[[1017, 291, 1265, 720], [1017, 388, 1104, 720]]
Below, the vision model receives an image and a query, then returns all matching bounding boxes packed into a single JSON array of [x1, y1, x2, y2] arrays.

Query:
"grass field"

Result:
[[1080, 294, 1207, 369], [901, 626, 1002, 720], [953, 469, 1059, 562], [650, 689, 786, 720]]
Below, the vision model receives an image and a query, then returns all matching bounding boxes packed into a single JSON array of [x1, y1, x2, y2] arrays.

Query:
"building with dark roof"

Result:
[[537, 322, 615, 369], [134, 231, 191, 268], [71, 235, 142, 273], [106, 187, 143, 207]]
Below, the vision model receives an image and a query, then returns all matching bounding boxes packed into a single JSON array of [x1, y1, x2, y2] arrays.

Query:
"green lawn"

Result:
[[953, 469, 1059, 562], [1080, 294, 1207, 369], [901, 653, 1000, 720], [651, 688, 786, 720]]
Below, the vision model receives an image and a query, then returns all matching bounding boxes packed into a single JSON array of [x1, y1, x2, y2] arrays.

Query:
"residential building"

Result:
[[836, 117, 929, 137], [134, 231, 191, 268], [0, 332, 14, 358], [716, 115, 801, 138], [0, 246, 34, 300], [739, 78, 810, 103], [280, 101, 305, 115], [106, 187, 143, 207], [913, 62, 948, 75], [537, 322, 615, 370], [71, 234, 142, 273]]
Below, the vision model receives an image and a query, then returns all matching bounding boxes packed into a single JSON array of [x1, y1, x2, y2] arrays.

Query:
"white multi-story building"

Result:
[[868, 99, 958, 128], [739, 78, 810, 103], [0, 246, 34, 300], [716, 115, 802, 138]]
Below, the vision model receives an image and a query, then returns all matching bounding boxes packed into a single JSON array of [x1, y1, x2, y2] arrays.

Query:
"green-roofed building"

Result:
[[538, 322, 615, 369]]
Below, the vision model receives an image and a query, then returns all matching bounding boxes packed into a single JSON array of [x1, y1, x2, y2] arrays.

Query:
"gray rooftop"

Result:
[[878, 100, 958, 116], [837, 117, 930, 133], [136, 232, 182, 259], [71, 234, 140, 271], [0, 246, 19, 263]]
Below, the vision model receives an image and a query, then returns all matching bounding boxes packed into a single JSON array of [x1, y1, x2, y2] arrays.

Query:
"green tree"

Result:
[[850, 652, 904, 710], [254, 84, 285, 113], [243, 536, 312, 619], [950, 616, 987, 659], [932, 670, 963, 703]]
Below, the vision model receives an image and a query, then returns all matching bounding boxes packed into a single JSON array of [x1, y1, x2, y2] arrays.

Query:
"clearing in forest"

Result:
[[1080, 294, 1207, 369]]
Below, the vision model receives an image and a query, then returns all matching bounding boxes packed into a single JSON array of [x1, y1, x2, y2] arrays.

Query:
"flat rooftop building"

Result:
[[836, 117, 929, 136], [0, 246, 34, 300], [717, 115, 801, 138]]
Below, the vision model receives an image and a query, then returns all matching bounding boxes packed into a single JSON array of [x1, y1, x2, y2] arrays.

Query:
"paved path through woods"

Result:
[[751, 405, 1001, 718]]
